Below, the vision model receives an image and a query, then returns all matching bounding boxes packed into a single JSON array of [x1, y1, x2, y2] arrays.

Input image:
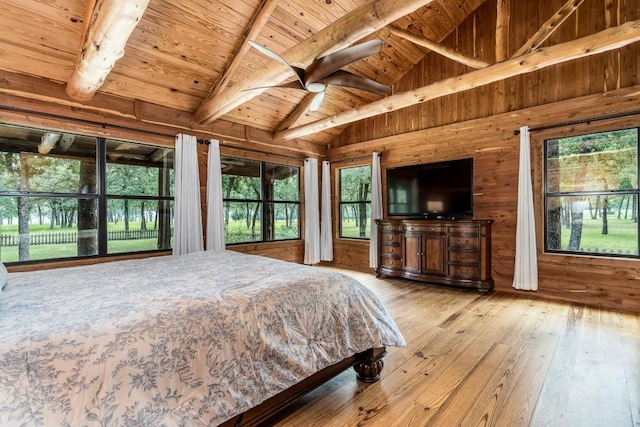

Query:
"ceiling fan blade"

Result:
[[304, 39, 384, 84], [248, 40, 306, 87], [318, 70, 391, 96], [309, 91, 326, 112], [242, 80, 306, 92], [276, 80, 307, 90]]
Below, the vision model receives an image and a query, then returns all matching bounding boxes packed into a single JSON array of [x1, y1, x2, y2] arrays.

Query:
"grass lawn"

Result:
[[0, 239, 162, 263], [341, 219, 371, 238], [0, 220, 166, 262], [559, 214, 638, 255], [0, 218, 300, 261]]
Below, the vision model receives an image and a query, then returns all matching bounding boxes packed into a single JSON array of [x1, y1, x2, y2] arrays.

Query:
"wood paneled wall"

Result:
[[324, 0, 640, 312], [326, 91, 640, 313]]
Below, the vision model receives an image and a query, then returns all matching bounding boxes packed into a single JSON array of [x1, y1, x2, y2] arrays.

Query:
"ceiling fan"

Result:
[[248, 39, 392, 112]]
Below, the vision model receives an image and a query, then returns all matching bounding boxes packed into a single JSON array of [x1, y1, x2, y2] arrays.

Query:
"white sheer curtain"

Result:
[[206, 139, 225, 251], [369, 152, 383, 268], [320, 160, 333, 261], [173, 133, 204, 255], [513, 126, 538, 291], [304, 158, 320, 264]]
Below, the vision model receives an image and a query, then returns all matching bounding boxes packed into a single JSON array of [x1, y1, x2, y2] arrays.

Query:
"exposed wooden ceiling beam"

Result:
[[512, 0, 585, 58], [193, 0, 436, 125], [388, 27, 490, 69], [275, 20, 640, 141], [66, 0, 150, 101], [495, 0, 511, 62], [1, 69, 324, 156], [276, 93, 316, 132], [208, 0, 280, 99]]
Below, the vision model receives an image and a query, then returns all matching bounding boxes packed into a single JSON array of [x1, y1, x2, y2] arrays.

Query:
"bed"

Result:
[[0, 250, 405, 426]]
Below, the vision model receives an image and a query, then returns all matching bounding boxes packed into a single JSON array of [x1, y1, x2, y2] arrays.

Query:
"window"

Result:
[[339, 165, 371, 239], [544, 128, 639, 258], [221, 156, 299, 244], [105, 140, 174, 254], [0, 124, 174, 263]]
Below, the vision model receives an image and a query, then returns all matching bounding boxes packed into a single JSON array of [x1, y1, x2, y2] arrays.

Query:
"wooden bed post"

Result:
[[353, 347, 387, 383]]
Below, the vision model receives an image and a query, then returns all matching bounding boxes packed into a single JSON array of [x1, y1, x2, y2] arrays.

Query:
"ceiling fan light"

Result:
[[309, 91, 326, 112], [306, 82, 326, 93]]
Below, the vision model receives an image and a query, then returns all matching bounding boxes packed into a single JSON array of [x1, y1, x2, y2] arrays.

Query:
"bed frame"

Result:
[[220, 347, 387, 426]]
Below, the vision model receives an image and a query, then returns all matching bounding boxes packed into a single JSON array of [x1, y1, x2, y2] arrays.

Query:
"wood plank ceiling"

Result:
[[0, 0, 487, 145]]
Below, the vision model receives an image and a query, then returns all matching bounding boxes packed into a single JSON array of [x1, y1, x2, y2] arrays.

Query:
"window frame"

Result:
[[543, 126, 640, 259], [221, 156, 301, 245], [338, 164, 372, 240], [0, 124, 174, 264]]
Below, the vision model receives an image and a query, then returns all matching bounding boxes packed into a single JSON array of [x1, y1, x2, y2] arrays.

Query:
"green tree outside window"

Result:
[[545, 128, 639, 257], [339, 165, 371, 239], [0, 125, 174, 263], [221, 157, 300, 244]]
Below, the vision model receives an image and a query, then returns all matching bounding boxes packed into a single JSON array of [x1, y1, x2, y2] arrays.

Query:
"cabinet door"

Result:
[[402, 233, 421, 273], [423, 234, 446, 274]]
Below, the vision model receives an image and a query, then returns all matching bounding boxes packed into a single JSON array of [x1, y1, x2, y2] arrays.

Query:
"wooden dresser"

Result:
[[376, 219, 493, 294]]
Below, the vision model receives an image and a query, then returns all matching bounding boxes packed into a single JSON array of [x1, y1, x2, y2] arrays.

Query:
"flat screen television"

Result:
[[386, 158, 473, 219]]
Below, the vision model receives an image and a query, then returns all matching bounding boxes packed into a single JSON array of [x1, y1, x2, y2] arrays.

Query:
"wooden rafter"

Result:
[[193, 0, 435, 125], [389, 27, 490, 69], [495, 0, 511, 62], [512, 0, 585, 58], [208, 0, 280, 99], [276, 93, 317, 132], [275, 20, 640, 141], [66, 0, 150, 101]]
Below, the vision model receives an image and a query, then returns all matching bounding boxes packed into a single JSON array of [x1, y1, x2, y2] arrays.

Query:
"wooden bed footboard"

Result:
[[220, 346, 387, 427]]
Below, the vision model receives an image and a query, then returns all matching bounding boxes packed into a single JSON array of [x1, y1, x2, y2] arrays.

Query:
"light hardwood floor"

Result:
[[271, 269, 640, 427]]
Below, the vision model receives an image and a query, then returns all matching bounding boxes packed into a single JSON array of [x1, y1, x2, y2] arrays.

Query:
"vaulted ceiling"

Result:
[[1, 0, 639, 150], [0, 0, 487, 145]]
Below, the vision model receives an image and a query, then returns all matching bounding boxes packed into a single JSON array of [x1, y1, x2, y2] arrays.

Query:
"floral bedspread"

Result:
[[0, 250, 405, 426]]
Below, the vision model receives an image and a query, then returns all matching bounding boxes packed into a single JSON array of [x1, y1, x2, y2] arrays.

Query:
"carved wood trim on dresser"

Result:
[[376, 219, 493, 295]]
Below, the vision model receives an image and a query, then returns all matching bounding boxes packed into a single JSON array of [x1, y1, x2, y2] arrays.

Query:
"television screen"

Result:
[[386, 158, 473, 219]]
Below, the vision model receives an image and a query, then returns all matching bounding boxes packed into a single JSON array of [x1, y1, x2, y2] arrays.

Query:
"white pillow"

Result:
[[0, 262, 7, 290]]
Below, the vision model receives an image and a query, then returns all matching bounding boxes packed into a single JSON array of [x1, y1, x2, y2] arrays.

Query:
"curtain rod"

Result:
[[513, 109, 640, 135], [200, 138, 306, 161], [330, 152, 381, 164]]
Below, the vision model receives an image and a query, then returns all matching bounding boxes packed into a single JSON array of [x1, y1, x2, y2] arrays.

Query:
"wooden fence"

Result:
[[0, 230, 161, 247]]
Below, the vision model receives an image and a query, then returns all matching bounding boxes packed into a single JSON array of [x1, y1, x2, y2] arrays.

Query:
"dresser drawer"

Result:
[[381, 232, 401, 244], [448, 225, 479, 237], [380, 223, 402, 232], [381, 257, 403, 269], [405, 224, 445, 234], [449, 250, 478, 263], [448, 236, 479, 249], [380, 245, 401, 256], [448, 265, 479, 280]]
